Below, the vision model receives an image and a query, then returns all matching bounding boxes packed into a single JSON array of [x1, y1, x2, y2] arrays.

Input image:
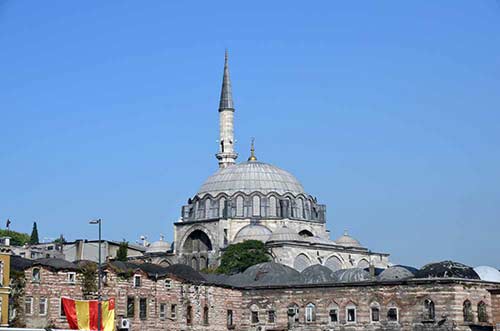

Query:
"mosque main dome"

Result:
[[197, 160, 305, 197]]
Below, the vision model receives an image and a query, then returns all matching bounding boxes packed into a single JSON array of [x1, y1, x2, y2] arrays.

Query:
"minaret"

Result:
[[216, 50, 238, 168]]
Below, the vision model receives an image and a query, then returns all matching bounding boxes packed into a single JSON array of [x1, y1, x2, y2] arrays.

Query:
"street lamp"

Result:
[[89, 219, 102, 331]]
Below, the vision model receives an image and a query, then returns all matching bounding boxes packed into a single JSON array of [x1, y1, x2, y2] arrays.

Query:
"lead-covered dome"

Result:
[[197, 161, 305, 197]]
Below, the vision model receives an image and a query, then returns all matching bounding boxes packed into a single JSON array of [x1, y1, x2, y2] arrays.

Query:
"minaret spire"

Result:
[[216, 50, 238, 168]]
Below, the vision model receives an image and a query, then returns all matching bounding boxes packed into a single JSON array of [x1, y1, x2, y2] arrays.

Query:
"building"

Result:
[[62, 239, 145, 262], [0, 238, 11, 326], [12, 257, 500, 331], [173, 52, 390, 272]]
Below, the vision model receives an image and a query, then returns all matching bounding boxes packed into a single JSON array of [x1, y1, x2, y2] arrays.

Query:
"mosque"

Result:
[[165, 52, 390, 272]]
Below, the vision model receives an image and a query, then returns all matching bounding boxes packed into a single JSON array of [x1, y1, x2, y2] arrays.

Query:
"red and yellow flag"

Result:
[[62, 297, 115, 331]]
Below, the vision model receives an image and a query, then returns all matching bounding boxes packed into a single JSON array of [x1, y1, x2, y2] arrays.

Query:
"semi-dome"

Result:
[[473, 266, 500, 282], [233, 224, 272, 243], [335, 230, 362, 248], [197, 161, 305, 197], [267, 226, 303, 243], [301, 264, 339, 284]]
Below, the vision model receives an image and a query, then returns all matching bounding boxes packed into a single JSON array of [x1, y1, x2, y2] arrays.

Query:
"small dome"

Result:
[[301, 264, 338, 284], [378, 266, 415, 281], [197, 161, 305, 197], [335, 230, 362, 248], [473, 266, 500, 282], [333, 268, 372, 282], [415, 261, 480, 280], [267, 226, 303, 243], [228, 262, 302, 286], [233, 224, 272, 243], [146, 238, 170, 253]]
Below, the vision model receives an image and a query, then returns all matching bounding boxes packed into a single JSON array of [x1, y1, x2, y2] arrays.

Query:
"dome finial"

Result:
[[248, 137, 257, 161]]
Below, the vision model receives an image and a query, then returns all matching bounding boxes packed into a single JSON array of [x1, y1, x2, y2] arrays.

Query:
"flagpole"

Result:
[[90, 219, 102, 331]]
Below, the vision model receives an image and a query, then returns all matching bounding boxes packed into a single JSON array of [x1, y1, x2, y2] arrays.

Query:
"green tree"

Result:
[[29, 222, 39, 245], [0, 229, 30, 246], [216, 240, 270, 275], [116, 241, 128, 261], [53, 234, 66, 244]]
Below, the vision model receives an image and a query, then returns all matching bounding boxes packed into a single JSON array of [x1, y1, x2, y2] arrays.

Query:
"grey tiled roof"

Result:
[[198, 161, 305, 197], [415, 261, 480, 279]]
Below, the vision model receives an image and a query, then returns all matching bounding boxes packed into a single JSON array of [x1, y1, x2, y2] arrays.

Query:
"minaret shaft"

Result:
[[216, 51, 238, 168]]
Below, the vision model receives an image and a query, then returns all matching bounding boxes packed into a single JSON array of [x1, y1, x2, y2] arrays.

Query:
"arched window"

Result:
[[346, 304, 357, 323], [298, 230, 314, 238], [204, 199, 211, 219], [252, 196, 261, 216], [219, 197, 226, 218], [203, 306, 209, 325], [191, 257, 198, 271], [236, 196, 244, 217], [250, 304, 259, 324], [387, 306, 398, 322], [293, 254, 311, 272], [304, 200, 311, 219], [463, 300, 473, 322], [200, 256, 208, 270], [325, 256, 342, 271], [297, 198, 304, 219], [370, 302, 380, 322], [478, 301, 488, 323], [305, 303, 316, 322], [328, 304, 339, 324], [357, 259, 369, 269], [268, 196, 277, 217], [287, 304, 299, 326], [287, 197, 293, 217], [424, 299, 435, 320], [186, 305, 193, 325]]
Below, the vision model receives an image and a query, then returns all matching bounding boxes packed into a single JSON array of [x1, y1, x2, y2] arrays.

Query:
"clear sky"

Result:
[[1, 1, 499, 268]]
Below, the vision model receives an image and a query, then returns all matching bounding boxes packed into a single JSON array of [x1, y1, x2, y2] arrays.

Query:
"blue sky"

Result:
[[1, 1, 499, 268]]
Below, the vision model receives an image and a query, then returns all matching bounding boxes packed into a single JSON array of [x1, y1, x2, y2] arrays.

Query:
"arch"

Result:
[[298, 229, 314, 238], [324, 255, 342, 271], [328, 302, 339, 324], [252, 195, 261, 216], [236, 196, 244, 217], [268, 196, 277, 217], [478, 301, 488, 323], [370, 302, 380, 322], [297, 198, 304, 219], [219, 197, 226, 218], [183, 230, 213, 253], [305, 303, 316, 322], [463, 300, 473, 322], [293, 254, 311, 272], [424, 299, 435, 320], [204, 199, 211, 219], [357, 259, 370, 269]]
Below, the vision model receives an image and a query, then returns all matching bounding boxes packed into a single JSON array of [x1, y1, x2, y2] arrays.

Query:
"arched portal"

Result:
[[183, 230, 213, 253], [293, 254, 311, 272]]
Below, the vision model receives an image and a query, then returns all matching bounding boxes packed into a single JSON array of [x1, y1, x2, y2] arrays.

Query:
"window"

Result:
[[60, 298, 66, 317], [227, 310, 234, 327], [168, 304, 176, 319], [39, 297, 48, 316], [387, 307, 398, 322], [371, 306, 380, 322], [268, 310, 276, 323], [251, 311, 259, 324], [268, 196, 277, 217], [463, 300, 473, 322], [424, 299, 435, 320], [478, 301, 488, 323], [139, 298, 147, 320], [101, 271, 108, 284], [203, 306, 209, 325], [346, 306, 356, 323], [186, 305, 193, 325], [133, 275, 141, 287], [287, 304, 299, 324], [329, 308, 338, 323], [165, 278, 172, 288], [32, 268, 41, 282], [305, 303, 316, 322], [159, 303, 166, 319], [126, 297, 135, 318], [236, 196, 244, 217], [252, 196, 261, 216], [25, 297, 33, 315], [67, 272, 76, 284]]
